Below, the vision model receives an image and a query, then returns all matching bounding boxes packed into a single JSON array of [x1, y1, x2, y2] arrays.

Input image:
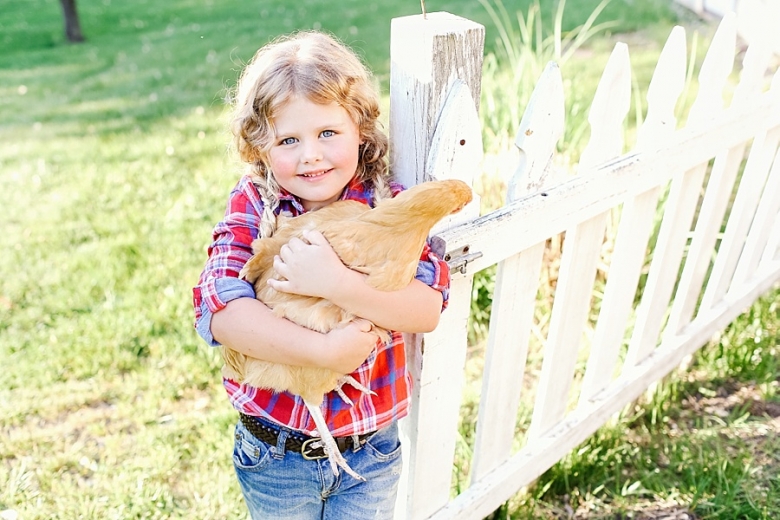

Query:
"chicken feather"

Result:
[[221, 179, 473, 480]]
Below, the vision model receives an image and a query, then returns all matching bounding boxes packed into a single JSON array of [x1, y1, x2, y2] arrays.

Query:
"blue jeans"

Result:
[[233, 419, 403, 520]]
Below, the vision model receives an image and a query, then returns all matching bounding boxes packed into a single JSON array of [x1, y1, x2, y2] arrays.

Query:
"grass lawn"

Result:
[[1, 0, 778, 518]]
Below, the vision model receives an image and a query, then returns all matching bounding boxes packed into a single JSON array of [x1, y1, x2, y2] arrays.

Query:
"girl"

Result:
[[192, 31, 451, 519]]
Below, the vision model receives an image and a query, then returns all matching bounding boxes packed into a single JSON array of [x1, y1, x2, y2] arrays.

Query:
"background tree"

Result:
[[59, 0, 84, 42]]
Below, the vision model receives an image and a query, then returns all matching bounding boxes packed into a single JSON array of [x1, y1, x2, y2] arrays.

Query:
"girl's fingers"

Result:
[[302, 229, 328, 246]]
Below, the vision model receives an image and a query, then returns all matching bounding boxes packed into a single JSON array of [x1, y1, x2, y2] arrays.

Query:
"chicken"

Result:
[[221, 179, 473, 480]]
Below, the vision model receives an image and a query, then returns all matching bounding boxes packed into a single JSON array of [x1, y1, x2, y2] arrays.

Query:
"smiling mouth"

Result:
[[300, 169, 331, 178]]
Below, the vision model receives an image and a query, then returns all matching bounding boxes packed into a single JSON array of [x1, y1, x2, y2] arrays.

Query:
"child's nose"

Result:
[[300, 140, 323, 163]]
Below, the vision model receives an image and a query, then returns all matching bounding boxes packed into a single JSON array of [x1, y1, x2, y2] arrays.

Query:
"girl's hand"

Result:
[[268, 230, 352, 299], [322, 319, 379, 374]]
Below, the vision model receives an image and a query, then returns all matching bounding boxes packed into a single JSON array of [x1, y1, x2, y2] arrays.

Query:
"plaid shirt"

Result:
[[193, 175, 450, 436]]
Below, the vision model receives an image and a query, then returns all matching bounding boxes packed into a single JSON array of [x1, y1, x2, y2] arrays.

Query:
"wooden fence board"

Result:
[[470, 61, 564, 483], [580, 27, 688, 402], [623, 14, 736, 367], [527, 212, 607, 439], [733, 145, 780, 285], [697, 129, 780, 307], [664, 38, 774, 337], [528, 42, 631, 439], [389, 14, 485, 519]]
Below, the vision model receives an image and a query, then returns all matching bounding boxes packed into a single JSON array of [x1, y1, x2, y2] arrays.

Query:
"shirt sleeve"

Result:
[[192, 177, 264, 346], [414, 241, 451, 311]]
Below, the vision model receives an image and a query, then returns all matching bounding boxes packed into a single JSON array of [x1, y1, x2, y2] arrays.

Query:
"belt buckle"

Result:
[[301, 438, 328, 460]]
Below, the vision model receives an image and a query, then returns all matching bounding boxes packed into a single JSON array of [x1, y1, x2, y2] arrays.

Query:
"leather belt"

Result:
[[238, 413, 373, 460]]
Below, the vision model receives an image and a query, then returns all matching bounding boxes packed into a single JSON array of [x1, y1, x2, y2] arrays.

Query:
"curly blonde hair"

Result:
[[230, 31, 392, 237]]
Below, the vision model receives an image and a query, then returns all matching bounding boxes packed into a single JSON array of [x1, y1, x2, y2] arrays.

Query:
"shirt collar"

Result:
[[275, 176, 371, 216]]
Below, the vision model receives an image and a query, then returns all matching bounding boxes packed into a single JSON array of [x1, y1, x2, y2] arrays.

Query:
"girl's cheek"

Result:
[[269, 152, 296, 177]]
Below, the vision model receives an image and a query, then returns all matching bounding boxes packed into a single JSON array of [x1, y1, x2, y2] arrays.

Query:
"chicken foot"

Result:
[[333, 375, 376, 406], [303, 400, 366, 482]]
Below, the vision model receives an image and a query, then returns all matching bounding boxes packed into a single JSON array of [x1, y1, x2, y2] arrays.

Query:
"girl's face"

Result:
[[269, 96, 361, 211]]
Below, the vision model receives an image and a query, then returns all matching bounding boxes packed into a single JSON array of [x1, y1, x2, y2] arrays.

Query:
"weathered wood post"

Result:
[[389, 12, 484, 188], [388, 12, 484, 519]]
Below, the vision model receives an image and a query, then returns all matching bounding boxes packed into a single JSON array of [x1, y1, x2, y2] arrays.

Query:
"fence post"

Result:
[[388, 11, 484, 520], [389, 12, 484, 188]]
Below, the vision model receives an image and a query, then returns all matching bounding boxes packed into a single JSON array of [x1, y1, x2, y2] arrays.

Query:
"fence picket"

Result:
[[580, 28, 688, 403], [428, 80, 483, 235], [624, 13, 737, 367], [578, 43, 631, 171], [526, 214, 607, 440], [527, 43, 632, 440], [664, 37, 774, 337], [507, 62, 567, 198], [760, 211, 780, 266], [701, 70, 780, 308], [470, 63, 565, 482], [734, 145, 780, 285], [635, 27, 688, 152], [698, 125, 780, 302]]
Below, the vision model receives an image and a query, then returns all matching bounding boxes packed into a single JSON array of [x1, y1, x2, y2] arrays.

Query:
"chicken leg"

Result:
[[304, 399, 366, 481]]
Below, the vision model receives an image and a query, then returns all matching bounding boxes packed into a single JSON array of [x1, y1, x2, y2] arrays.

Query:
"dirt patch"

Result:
[[553, 495, 700, 519], [679, 380, 780, 420]]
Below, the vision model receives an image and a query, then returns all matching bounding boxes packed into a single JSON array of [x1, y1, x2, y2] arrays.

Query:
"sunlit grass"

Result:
[[2, 0, 779, 518]]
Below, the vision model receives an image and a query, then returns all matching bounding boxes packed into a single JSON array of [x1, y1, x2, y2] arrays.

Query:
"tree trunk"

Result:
[[60, 0, 85, 43]]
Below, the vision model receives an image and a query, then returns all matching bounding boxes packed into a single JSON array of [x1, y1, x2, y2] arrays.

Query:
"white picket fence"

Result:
[[387, 10, 780, 520]]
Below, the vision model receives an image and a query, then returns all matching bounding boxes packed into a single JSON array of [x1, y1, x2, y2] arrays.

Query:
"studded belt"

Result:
[[238, 413, 374, 460]]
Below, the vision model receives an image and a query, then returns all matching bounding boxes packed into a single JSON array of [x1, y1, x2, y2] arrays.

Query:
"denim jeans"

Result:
[[233, 419, 403, 520]]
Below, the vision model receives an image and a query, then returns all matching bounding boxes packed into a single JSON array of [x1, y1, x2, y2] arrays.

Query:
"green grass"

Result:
[[2, 0, 778, 518], [522, 295, 780, 519]]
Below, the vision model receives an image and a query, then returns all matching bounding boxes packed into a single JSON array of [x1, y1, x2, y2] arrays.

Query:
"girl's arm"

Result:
[[268, 230, 445, 333], [193, 177, 377, 375], [330, 276, 443, 333], [210, 298, 379, 374]]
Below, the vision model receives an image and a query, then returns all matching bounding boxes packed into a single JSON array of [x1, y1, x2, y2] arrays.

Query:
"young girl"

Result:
[[192, 31, 451, 519]]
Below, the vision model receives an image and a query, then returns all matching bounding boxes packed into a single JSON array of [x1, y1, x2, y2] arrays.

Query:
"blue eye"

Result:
[[321, 130, 335, 138], [280, 137, 297, 145]]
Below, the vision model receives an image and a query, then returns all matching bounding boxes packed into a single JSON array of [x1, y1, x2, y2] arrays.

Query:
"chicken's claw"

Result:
[[334, 375, 376, 406], [317, 435, 366, 482]]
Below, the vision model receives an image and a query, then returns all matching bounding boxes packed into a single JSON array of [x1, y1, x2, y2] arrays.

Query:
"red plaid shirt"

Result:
[[193, 175, 450, 436]]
